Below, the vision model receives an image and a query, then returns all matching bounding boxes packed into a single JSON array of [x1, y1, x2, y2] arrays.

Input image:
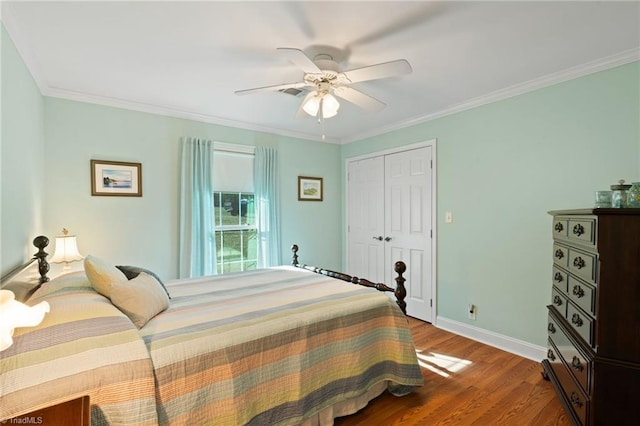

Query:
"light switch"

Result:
[[445, 211, 453, 223]]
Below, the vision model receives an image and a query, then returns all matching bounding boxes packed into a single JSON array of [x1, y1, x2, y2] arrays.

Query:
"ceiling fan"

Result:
[[235, 48, 412, 120]]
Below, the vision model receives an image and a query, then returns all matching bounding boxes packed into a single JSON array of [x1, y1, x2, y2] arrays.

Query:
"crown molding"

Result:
[[42, 85, 341, 144], [342, 48, 640, 144]]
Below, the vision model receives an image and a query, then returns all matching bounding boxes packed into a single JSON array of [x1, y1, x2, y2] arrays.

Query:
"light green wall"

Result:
[[1, 24, 45, 275], [4, 17, 639, 349], [42, 98, 343, 279], [342, 61, 640, 346]]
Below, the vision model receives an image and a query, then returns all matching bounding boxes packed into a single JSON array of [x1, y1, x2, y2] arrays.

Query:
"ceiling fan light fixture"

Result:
[[302, 91, 340, 119], [302, 91, 321, 116], [321, 93, 340, 118]]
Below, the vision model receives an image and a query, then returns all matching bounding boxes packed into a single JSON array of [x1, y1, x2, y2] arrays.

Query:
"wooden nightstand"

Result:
[[4, 396, 90, 425]]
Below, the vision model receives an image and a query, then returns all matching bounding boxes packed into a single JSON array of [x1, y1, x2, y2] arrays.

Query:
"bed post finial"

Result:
[[291, 244, 299, 266], [394, 261, 407, 315], [32, 235, 50, 284]]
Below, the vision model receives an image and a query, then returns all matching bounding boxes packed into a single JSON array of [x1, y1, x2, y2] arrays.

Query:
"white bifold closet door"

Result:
[[348, 146, 433, 322]]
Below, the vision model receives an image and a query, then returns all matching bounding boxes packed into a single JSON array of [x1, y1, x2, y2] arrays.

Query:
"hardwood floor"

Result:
[[335, 317, 571, 426]]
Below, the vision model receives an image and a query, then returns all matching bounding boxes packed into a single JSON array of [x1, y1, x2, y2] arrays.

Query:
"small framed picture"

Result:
[[91, 160, 142, 197], [298, 176, 323, 201]]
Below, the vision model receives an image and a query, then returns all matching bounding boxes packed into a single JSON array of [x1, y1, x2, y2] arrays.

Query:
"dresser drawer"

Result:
[[567, 275, 596, 317], [568, 247, 597, 285], [548, 317, 591, 393], [567, 302, 595, 347], [551, 286, 568, 318], [546, 339, 589, 425], [567, 218, 596, 247], [553, 218, 568, 238], [553, 243, 569, 268], [552, 266, 568, 291]]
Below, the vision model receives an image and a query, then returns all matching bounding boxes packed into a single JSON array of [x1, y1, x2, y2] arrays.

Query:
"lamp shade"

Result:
[[49, 229, 83, 264], [302, 91, 340, 119], [321, 94, 340, 118], [302, 91, 321, 116], [0, 290, 50, 351]]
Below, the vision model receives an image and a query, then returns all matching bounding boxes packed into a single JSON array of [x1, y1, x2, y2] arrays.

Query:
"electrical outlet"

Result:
[[468, 304, 476, 320], [445, 211, 453, 223]]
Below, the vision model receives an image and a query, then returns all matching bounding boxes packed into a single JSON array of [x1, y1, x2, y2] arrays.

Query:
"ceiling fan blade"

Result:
[[346, 3, 443, 48], [333, 87, 386, 112], [277, 47, 322, 75], [234, 81, 309, 96], [342, 59, 412, 84], [283, 3, 315, 39]]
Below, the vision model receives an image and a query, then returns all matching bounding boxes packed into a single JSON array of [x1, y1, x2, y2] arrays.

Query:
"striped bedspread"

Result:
[[0, 274, 158, 425], [143, 266, 423, 425]]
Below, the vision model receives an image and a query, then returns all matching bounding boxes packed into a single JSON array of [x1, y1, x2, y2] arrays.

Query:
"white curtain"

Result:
[[178, 137, 217, 278], [253, 146, 281, 267]]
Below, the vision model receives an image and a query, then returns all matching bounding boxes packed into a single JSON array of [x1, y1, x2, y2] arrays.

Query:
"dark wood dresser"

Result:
[[542, 209, 640, 426]]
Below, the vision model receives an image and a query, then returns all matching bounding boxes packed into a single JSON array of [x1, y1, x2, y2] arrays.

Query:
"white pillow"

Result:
[[110, 272, 170, 328], [84, 255, 127, 299]]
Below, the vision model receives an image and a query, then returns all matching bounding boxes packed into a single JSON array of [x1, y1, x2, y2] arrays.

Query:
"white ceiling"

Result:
[[3, 1, 639, 143]]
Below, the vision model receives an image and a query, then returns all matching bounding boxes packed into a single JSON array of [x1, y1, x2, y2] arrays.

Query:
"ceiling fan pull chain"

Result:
[[319, 100, 326, 140]]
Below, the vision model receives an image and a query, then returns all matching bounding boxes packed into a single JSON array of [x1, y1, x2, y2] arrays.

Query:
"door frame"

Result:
[[345, 139, 437, 324]]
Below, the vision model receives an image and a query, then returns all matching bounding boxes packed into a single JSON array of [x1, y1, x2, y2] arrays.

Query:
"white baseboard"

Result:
[[435, 316, 547, 362]]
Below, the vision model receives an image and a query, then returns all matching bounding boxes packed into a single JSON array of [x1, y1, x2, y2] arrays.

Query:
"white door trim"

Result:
[[345, 139, 437, 324]]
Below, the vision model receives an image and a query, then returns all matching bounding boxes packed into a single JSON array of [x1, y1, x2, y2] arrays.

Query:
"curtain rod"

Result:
[[214, 141, 255, 156]]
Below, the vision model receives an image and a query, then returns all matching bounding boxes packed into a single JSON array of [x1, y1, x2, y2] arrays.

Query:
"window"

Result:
[[213, 145, 256, 273], [213, 191, 256, 273]]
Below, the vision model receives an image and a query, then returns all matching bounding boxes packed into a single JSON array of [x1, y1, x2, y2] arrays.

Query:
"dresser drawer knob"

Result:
[[571, 313, 584, 327], [572, 285, 585, 298], [555, 249, 564, 260], [554, 272, 563, 283], [572, 224, 585, 237], [548, 323, 556, 334], [547, 349, 556, 361], [573, 257, 586, 269], [571, 356, 584, 372], [554, 222, 564, 233], [553, 295, 563, 306], [570, 392, 583, 408]]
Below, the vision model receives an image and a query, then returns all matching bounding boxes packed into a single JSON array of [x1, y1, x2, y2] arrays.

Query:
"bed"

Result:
[[0, 236, 423, 425]]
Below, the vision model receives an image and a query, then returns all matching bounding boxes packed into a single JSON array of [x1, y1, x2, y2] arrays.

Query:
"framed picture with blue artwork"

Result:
[[91, 159, 142, 197], [298, 176, 323, 201]]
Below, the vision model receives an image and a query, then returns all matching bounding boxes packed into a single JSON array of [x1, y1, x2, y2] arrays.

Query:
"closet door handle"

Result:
[[384, 237, 392, 242], [372, 236, 383, 241]]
